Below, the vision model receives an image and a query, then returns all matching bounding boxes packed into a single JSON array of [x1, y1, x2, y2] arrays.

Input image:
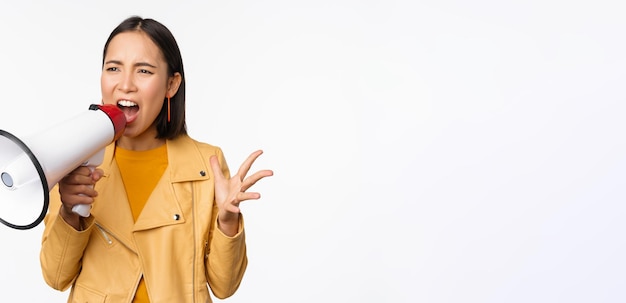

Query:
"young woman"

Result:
[[40, 16, 272, 303]]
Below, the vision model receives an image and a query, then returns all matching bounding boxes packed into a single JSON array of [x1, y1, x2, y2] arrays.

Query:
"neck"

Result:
[[117, 132, 166, 151]]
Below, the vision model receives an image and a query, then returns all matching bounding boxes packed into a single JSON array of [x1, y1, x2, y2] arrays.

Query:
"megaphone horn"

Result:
[[0, 104, 126, 230]]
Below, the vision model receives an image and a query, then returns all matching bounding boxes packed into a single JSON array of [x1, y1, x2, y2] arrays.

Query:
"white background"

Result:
[[1, 0, 625, 302]]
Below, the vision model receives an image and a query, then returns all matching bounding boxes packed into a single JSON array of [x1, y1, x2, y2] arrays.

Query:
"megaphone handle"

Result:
[[73, 204, 92, 217], [73, 204, 91, 218], [71, 149, 105, 217], [72, 166, 94, 217], [72, 179, 93, 216]]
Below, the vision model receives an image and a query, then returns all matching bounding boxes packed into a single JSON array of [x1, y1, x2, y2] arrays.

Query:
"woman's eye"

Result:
[[106, 67, 119, 72], [138, 69, 153, 74]]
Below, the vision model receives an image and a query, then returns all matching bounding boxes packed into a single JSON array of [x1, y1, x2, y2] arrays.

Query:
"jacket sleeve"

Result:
[[204, 147, 248, 299], [206, 213, 247, 299], [40, 186, 94, 291]]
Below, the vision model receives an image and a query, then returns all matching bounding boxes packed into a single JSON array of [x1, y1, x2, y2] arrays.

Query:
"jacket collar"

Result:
[[102, 135, 211, 183], [95, 135, 211, 249]]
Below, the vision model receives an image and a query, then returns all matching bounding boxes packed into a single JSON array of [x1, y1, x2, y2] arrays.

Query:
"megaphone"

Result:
[[0, 104, 126, 230]]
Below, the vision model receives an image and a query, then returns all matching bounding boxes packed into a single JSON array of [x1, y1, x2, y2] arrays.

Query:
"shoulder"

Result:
[[166, 135, 230, 179], [168, 135, 225, 157]]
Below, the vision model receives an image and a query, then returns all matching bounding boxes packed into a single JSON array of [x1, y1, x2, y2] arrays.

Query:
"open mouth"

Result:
[[117, 100, 139, 124]]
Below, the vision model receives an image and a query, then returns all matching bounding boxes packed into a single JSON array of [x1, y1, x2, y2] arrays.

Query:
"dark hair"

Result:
[[102, 16, 187, 139]]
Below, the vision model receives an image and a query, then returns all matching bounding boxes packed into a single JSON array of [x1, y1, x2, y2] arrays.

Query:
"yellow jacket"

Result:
[[40, 135, 247, 303]]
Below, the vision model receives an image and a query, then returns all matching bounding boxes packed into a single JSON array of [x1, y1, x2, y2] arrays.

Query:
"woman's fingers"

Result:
[[62, 166, 93, 184], [225, 191, 262, 213], [59, 166, 100, 206], [241, 169, 274, 192], [236, 150, 264, 181], [213, 150, 272, 216]]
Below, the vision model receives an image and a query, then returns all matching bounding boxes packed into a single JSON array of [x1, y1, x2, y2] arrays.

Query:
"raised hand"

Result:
[[210, 150, 273, 236]]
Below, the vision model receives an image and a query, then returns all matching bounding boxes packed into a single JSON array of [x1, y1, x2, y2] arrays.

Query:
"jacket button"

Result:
[[173, 214, 180, 220], [200, 170, 206, 176]]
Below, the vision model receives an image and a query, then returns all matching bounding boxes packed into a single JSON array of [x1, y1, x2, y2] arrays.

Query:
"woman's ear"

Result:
[[167, 72, 182, 97]]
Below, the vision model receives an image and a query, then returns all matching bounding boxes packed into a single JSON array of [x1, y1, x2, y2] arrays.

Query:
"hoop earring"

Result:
[[167, 96, 171, 122]]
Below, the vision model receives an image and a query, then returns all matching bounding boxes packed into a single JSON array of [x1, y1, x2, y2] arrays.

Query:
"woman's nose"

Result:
[[118, 71, 136, 92]]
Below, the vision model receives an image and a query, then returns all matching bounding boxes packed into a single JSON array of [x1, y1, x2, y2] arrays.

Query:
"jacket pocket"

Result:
[[71, 283, 106, 303]]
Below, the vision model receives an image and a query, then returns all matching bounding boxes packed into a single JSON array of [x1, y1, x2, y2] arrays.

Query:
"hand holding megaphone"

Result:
[[0, 104, 126, 230], [71, 148, 107, 217]]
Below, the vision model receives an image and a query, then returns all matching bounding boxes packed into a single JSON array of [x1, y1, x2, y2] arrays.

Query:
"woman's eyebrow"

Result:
[[103, 60, 157, 69], [134, 62, 157, 68]]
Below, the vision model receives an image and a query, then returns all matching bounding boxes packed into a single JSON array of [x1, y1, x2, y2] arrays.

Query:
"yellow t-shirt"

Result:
[[115, 144, 168, 303]]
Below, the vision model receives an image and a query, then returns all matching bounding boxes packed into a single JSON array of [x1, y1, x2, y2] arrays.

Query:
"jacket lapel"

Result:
[[93, 136, 212, 240], [132, 170, 183, 231], [92, 144, 137, 251]]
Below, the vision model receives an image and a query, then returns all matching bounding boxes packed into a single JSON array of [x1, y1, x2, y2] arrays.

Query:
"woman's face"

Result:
[[101, 31, 177, 148]]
